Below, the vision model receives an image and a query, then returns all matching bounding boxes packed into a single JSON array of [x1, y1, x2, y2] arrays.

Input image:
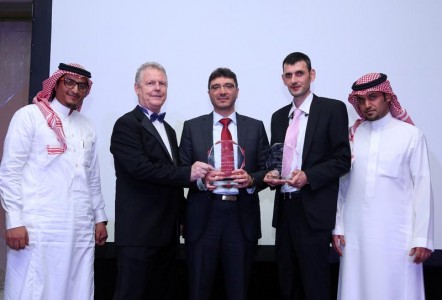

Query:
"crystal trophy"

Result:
[[266, 143, 296, 180], [207, 140, 245, 188]]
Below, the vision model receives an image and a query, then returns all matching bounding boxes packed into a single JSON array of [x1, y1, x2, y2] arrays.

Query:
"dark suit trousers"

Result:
[[113, 242, 177, 300], [186, 198, 257, 300], [275, 194, 331, 300]]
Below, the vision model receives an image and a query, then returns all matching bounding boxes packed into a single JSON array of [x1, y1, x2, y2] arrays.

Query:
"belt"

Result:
[[211, 194, 238, 201], [281, 191, 301, 200]]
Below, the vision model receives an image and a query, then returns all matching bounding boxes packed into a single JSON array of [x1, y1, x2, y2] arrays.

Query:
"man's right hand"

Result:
[[264, 170, 286, 187], [190, 162, 213, 182], [6, 226, 29, 250], [332, 234, 345, 257], [204, 170, 225, 191]]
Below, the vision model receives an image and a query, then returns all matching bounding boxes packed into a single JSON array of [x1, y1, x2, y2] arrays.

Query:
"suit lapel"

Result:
[[236, 112, 246, 147], [236, 113, 250, 171], [303, 95, 321, 162], [134, 107, 174, 163], [164, 123, 178, 166], [280, 106, 291, 132], [274, 105, 291, 145], [202, 113, 214, 152]]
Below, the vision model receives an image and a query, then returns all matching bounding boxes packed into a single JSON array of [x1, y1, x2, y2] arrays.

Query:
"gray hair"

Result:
[[134, 62, 167, 85]]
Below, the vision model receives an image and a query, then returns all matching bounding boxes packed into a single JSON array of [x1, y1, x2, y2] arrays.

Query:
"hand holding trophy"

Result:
[[264, 143, 297, 186]]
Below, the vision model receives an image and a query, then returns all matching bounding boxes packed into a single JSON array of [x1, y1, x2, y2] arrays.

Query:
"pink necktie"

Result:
[[219, 118, 234, 176], [281, 109, 302, 178]]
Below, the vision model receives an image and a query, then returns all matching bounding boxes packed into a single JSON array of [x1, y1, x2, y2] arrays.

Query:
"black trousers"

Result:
[[275, 194, 331, 300], [113, 242, 177, 300], [186, 198, 257, 300]]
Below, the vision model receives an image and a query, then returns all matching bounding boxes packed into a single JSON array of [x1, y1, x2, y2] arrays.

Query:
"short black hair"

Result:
[[208, 68, 238, 90], [282, 52, 312, 71]]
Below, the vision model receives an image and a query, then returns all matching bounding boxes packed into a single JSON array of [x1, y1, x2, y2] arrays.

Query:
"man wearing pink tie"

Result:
[[264, 52, 351, 300]]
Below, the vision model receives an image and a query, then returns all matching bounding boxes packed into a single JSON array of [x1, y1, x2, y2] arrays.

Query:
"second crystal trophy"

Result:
[[266, 143, 296, 180]]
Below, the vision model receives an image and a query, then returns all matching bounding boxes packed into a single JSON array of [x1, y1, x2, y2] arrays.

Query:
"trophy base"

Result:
[[212, 179, 238, 188]]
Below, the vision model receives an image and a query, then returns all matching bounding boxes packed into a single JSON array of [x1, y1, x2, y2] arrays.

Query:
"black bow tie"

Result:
[[150, 112, 166, 123]]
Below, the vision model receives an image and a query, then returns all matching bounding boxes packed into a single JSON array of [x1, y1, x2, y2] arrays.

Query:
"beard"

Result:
[[66, 99, 83, 112]]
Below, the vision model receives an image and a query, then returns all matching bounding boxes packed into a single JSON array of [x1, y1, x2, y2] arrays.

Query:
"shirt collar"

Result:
[[138, 105, 165, 117], [52, 98, 72, 117], [288, 93, 313, 119], [213, 111, 237, 126], [370, 112, 393, 130]]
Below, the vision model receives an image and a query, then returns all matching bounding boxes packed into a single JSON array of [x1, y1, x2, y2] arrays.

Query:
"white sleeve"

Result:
[[332, 173, 349, 235], [88, 133, 108, 224], [196, 178, 207, 191], [0, 108, 34, 229], [410, 132, 434, 250]]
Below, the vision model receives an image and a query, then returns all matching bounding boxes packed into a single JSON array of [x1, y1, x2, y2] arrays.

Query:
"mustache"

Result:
[[67, 91, 82, 98]]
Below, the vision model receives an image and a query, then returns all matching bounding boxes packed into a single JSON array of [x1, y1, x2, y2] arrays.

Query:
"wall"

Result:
[[50, 0, 442, 247]]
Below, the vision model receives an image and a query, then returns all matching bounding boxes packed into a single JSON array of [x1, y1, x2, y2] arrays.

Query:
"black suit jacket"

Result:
[[271, 95, 351, 230], [179, 112, 270, 242], [110, 106, 191, 247]]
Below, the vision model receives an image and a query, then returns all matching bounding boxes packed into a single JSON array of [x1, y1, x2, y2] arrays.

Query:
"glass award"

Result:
[[207, 140, 245, 188], [266, 143, 296, 180]]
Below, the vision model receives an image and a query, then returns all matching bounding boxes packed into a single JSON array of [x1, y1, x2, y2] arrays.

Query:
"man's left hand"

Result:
[[231, 169, 252, 189], [286, 170, 308, 188], [95, 222, 108, 246], [409, 247, 432, 264]]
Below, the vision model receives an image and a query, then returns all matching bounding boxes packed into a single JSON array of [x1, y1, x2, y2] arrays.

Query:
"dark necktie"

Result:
[[138, 106, 166, 123], [219, 118, 234, 176], [150, 112, 166, 123]]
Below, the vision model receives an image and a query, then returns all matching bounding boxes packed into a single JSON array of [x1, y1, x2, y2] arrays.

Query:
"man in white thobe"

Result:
[[0, 63, 108, 300], [332, 73, 433, 300]]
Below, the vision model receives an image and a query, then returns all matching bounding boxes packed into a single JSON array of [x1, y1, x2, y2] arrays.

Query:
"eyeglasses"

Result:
[[210, 83, 236, 91], [61, 77, 89, 93]]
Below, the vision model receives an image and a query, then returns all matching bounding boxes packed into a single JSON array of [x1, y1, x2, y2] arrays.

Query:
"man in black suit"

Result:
[[179, 68, 270, 300], [264, 52, 351, 300], [110, 62, 212, 299]]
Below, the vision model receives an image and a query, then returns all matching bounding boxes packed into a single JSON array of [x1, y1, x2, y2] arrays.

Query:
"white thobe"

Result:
[[0, 100, 107, 300], [333, 113, 433, 300]]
